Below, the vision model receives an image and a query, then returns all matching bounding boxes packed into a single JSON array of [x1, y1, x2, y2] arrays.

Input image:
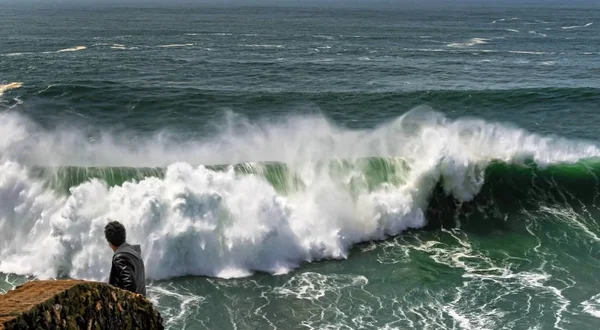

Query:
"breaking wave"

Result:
[[1, 107, 599, 281]]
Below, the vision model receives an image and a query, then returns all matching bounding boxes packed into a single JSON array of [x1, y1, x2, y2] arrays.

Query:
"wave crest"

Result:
[[1, 108, 600, 281]]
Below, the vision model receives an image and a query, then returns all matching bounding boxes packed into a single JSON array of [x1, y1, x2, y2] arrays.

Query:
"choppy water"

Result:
[[1, 3, 600, 329]]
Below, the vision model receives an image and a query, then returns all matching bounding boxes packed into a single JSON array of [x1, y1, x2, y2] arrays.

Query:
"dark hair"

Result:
[[104, 221, 126, 247]]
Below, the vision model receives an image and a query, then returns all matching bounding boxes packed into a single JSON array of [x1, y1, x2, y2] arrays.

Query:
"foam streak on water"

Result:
[[56, 45, 87, 52], [0, 82, 22, 96], [447, 38, 489, 48]]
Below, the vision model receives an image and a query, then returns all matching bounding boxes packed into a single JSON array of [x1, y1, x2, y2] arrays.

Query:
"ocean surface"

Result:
[[1, 3, 600, 329]]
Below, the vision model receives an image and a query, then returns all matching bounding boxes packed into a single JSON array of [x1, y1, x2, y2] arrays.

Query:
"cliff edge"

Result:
[[0, 280, 163, 330]]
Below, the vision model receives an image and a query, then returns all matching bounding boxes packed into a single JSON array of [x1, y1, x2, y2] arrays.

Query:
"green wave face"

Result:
[[30, 157, 600, 230], [427, 157, 600, 232], [30, 157, 412, 196]]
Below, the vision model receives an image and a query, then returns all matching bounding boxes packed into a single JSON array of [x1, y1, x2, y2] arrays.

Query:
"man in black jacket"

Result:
[[104, 221, 147, 296]]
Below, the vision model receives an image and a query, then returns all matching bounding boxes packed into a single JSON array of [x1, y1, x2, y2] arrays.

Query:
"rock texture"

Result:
[[0, 280, 163, 330]]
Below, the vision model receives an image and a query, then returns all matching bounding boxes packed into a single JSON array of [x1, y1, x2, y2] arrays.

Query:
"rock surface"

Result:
[[0, 280, 163, 330]]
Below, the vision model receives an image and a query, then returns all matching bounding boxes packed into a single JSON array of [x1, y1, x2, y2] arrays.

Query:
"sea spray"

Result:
[[1, 108, 600, 281], [0, 159, 431, 280]]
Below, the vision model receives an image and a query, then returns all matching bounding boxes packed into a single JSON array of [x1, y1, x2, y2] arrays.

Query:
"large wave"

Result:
[[1, 107, 599, 281]]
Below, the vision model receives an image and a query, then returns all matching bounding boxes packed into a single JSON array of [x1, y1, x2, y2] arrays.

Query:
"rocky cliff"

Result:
[[0, 280, 163, 330]]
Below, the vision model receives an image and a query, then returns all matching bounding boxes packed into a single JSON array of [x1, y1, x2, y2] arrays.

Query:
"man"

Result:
[[104, 220, 147, 296]]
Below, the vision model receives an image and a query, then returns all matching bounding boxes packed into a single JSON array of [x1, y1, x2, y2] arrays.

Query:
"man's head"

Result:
[[104, 221, 126, 252]]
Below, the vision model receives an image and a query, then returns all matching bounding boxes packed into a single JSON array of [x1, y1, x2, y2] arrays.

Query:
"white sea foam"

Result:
[[528, 31, 548, 37], [403, 229, 571, 329], [508, 50, 549, 55], [3, 53, 28, 57], [240, 44, 284, 49], [0, 82, 22, 97], [186, 32, 232, 36], [562, 23, 593, 29], [111, 44, 138, 50], [403, 48, 448, 52], [157, 44, 194, 48], [447, 38, 489, 48], [505, 29, 520, 33], [0, 109, 599, 281], [492, 18, 518, 24], [148, 285, 205, 325], [273, 272, 367, 300], [56, 46, 87, 53], [582, 294, 600, 318], [313, 35, 334, 40]]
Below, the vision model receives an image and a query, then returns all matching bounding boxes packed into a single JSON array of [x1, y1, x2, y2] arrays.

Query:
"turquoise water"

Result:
[[2, 3, 600, 329]]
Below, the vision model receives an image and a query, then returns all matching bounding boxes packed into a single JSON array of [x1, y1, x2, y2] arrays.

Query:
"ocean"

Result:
[[1, 3, 600, 329]]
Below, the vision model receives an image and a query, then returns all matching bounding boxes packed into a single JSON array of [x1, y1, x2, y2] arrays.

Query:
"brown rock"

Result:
[[0, 280, 163, 330]]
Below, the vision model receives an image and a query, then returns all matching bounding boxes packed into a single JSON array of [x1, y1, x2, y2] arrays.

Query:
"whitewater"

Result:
[[1, 106, 599, 282], [2, 3, 600, 328]]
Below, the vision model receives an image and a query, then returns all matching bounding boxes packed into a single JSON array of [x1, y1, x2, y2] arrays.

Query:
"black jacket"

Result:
[[108, 242, 147, 296]]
